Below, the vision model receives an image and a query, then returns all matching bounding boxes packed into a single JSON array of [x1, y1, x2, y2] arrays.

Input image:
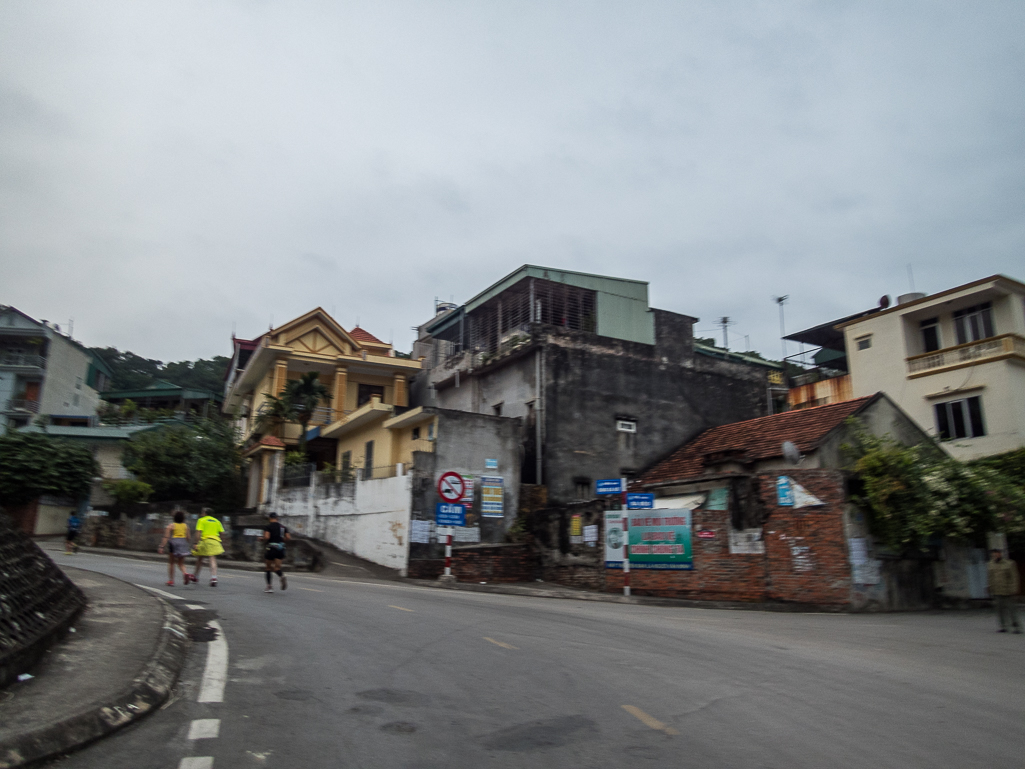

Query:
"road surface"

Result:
[[42, 549, 1024, 769]]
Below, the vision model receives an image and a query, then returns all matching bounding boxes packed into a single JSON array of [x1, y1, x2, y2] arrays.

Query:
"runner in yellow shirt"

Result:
[[191, 510, 225, 587]]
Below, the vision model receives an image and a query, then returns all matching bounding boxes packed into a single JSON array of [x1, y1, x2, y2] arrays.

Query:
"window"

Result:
[[574, 478, 592, 500], [616, 420, 636, 433], [493, 403, 503, 417], [427, 422, 435, 441], [935, 396, 985, 440], [953, 302, 994, 345], [920, 317, 940, 353], [856, 335, 872, 351], [411, 426, 420, 440], [364, 441, 374, 471], [357, 384, 385, 407]]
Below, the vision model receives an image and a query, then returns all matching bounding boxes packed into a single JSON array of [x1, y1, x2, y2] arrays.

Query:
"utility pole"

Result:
[[719, 316, 731, 351], [774, 296, 789, 360]]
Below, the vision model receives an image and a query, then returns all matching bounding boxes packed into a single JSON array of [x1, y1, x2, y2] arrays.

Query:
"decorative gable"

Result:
[[271, 308, 358, 357]]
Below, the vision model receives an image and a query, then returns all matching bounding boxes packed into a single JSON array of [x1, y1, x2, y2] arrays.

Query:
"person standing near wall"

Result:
[[987, 549, 1021, 633], [191, 510, 225, 587]]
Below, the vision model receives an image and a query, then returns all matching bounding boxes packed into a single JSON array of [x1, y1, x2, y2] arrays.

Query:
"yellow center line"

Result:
[[622, 705, 679, 736], [388, 605, 414, 612], [483, 637, 518, 650], [297, 587, 323, 592]]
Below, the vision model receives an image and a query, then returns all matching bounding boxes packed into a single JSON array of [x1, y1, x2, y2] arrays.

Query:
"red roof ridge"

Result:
[[348, 326, 387, 345]]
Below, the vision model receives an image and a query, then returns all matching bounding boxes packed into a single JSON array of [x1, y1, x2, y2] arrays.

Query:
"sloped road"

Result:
[[43, 550, 1024, 769]]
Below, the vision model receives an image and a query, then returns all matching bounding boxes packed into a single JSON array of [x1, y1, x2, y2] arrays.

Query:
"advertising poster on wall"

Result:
[[626, 510, 693, 570], [604, 512, 624, 567], [480, 476, 503, 517]]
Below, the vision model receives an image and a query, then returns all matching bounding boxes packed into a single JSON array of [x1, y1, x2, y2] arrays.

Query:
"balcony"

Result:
[[0, 352, 46, 368], [5, 399, 40, 413], [907, 333, 1025, 377]]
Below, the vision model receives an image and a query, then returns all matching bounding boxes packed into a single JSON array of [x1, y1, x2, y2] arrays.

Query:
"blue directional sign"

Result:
[[626, 493, 655, 509], [435, 503, 466, 526], [596, 478, 625, 495], [776, 476, 794, 507]]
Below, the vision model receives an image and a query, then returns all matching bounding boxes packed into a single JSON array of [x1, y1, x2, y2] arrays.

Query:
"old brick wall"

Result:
[[761, 470, 851, 605], [605, 470, 853, 607], [408, 543, 538, 583]]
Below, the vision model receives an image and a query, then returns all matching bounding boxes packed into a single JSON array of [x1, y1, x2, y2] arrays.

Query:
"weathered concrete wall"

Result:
[[541, 326, 767, 503], [273, 474, 412, 573], [408, 409, 523, 561]]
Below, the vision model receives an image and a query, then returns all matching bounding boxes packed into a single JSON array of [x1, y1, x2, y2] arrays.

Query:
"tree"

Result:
[[283, 372, 331, 458], [0, 432, 98, 506], [89, 346, 231, 393], [843, 419, 1025, 552], [253, 393, 297, 438], [122, 418, 243, 513]]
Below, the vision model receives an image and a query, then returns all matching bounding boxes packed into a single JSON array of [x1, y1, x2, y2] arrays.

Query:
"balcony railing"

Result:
[[907, 333, 1025, 375], [5, 399, 40, 413], [0, 352, 46, 368]]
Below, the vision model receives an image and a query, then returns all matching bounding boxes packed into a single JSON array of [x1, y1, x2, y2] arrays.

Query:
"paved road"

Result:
[[43, 550, 1024, 769]]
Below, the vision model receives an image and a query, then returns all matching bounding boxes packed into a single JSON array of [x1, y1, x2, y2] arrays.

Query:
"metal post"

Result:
[[621, 477, 630, 597], [444, 533, 453, 577]]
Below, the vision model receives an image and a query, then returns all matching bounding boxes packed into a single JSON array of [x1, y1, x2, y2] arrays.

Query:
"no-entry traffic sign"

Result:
[[437, 471, 466, 503]]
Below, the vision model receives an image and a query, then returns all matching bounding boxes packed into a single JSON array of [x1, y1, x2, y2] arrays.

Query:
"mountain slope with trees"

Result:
[[89, 347, 230, 392]]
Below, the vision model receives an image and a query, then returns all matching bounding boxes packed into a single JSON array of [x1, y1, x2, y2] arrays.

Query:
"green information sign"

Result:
[[627, 510, 693, 570]]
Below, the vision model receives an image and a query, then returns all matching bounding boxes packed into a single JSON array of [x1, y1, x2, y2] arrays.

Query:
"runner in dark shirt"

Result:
[[262, 513, 291, 593]]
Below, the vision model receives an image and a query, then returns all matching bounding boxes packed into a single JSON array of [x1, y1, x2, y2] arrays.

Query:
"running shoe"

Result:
[[165, 580, 175, 586], [210, 577, 217, 587], [264, 585, 273, 593], [280, 575, 288, 591]]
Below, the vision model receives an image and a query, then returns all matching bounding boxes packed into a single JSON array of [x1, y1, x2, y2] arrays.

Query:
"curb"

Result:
[[0, 596, 189, 768], [408, 579, 849, 613]]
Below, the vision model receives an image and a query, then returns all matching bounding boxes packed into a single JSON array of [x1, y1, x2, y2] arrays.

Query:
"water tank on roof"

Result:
[[896, 292, 926, 305], [435, 302, 458, 316]]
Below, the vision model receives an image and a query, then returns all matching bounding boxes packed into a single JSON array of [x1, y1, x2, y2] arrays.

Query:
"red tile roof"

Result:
[[243, 434, 286, 456], [348, 326, 387, 345], [636, 396, 875, 487]]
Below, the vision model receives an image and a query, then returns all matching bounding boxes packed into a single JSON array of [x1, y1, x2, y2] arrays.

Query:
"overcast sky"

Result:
[[2, 1, 1023, 362]]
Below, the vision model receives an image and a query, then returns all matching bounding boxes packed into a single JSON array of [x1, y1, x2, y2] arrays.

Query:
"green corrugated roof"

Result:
[[18, 424, 165, 440], [694, 342, 782, 369]]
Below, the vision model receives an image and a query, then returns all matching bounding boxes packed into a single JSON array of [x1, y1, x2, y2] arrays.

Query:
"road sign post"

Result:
[[621, 477, 630, 597]]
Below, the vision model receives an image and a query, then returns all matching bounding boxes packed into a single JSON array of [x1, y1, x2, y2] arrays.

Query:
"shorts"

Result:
[[169, 538, 191, 557], [264, 543, 286, 562], [66, 530, 78, 542], [193, 539, 225, 557]]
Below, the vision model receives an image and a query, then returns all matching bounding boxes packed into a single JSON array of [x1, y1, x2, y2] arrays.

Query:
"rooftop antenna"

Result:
[[718, 316, 734, 351], [773, 295, 789, 360], [68, 319, 73, 338]]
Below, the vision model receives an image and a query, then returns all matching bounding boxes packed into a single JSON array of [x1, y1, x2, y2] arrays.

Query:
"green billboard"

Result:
[[627, 510, 693, 570]]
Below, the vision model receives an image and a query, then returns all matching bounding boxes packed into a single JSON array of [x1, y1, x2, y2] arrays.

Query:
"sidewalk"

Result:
[[0, 567, 188, 768]]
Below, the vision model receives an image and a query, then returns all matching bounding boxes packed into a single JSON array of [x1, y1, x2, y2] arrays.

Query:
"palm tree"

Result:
[[253, 392, 296, 438], [284, 371, 332, 458]]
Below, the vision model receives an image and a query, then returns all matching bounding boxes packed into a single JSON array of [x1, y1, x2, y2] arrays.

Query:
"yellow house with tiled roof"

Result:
[[223, 308, 426, 506]]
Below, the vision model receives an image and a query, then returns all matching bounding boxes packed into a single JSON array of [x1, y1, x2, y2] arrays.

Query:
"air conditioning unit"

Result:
[[616, 420, 637, 433]]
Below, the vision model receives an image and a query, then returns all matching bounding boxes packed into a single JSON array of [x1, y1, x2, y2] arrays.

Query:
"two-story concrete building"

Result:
[[0, 305, 111, 430], [840, 275, 1025, 460]]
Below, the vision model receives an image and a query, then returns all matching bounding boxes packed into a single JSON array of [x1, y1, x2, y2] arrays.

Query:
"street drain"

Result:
[[183, 610, 219, 643]]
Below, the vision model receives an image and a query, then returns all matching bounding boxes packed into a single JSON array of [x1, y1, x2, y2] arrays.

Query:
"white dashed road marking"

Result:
[[198, 620, 229, 703], [137, 584, 179, 601], [178, 758, 214, 769], [188, 719, 221, 739]]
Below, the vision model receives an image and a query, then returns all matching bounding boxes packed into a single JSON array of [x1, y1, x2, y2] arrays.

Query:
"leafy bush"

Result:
[[843, 419, 1025, 552], [0, 432, 98, 506], [105, 479, 154, 506]]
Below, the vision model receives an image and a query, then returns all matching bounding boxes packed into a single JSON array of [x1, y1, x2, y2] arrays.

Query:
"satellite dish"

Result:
[[782, 441, 802, 466], [879, 295, 891, 309]]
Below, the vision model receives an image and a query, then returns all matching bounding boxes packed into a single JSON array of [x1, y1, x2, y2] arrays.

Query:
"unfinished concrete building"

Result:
[[411, 266, 781, 504]]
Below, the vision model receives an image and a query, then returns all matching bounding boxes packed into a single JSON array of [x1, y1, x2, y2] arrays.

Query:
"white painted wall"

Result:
[[270, 474, 412, 574], [39, 333, 101, 419]]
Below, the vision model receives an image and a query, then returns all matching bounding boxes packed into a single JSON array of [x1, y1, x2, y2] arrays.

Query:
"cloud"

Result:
[[1, 0, 1023, 361]]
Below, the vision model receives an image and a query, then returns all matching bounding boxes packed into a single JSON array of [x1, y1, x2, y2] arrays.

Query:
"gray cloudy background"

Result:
[[2, 1, 1023, 362]]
